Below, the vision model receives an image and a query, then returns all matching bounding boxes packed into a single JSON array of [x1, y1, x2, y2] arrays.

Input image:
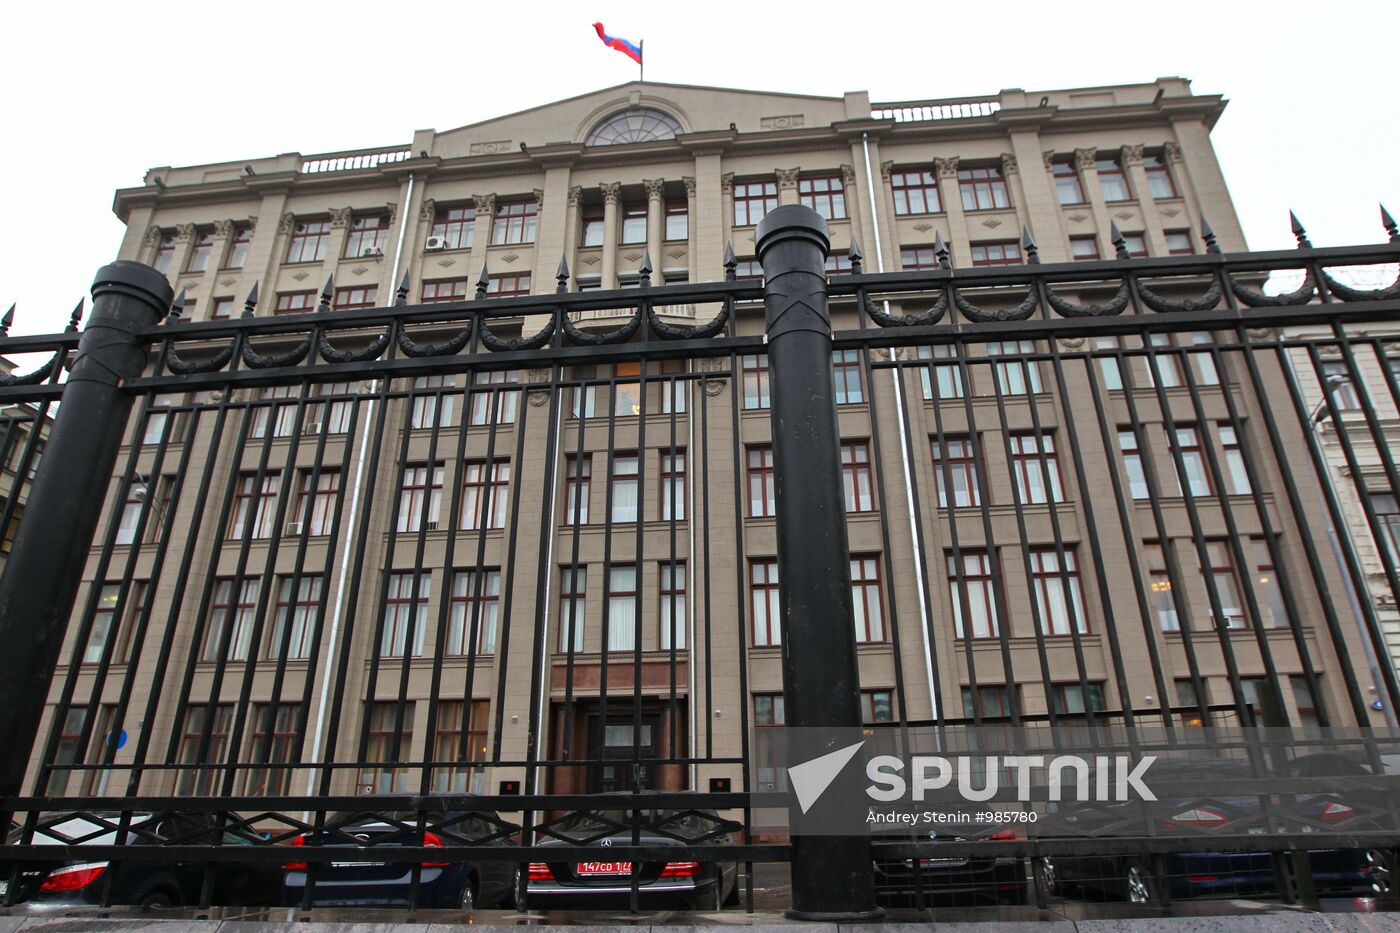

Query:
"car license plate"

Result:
[[577, 861, 632, 876], [331, 861, 386, 867]]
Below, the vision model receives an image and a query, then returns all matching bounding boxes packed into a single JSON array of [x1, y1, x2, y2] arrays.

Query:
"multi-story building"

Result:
[[32, 77, 1388, 803]]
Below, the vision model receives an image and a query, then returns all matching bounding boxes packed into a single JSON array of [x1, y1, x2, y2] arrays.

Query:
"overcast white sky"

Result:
[[1, 0, 1395, 335]]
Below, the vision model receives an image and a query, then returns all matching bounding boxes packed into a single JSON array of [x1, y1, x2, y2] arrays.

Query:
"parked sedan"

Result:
[[871, 821, 1028, 906], [282, 806, 519, 910], [523, 798, 740, 910], [3, 812, 281, 908]]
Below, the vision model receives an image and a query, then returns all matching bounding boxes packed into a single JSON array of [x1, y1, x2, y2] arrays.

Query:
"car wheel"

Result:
[[723, 867, 741, 907], [513, 869, 528, 910], [139, 888, 177, 908], [1368, 849, 1392, 896], [460, 877, 477, 912], [1124, 860, 1155, 905], [1038, 857, 1058, 897]]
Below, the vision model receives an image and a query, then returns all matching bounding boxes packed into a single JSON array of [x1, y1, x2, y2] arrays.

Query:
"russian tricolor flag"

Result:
[[592, 22, 642, 65]]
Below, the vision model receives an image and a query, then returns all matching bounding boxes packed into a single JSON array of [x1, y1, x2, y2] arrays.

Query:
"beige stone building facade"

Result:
[[32, 77, 1391, 804]]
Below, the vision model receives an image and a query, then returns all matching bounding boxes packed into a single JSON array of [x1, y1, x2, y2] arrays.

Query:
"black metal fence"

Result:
[[1, 207, 1399, 916]]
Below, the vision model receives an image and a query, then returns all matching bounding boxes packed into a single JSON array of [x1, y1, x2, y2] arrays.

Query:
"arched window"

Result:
[[585, 108, 682, 146]]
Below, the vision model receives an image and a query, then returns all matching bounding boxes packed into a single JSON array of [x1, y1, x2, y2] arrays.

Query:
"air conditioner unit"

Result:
[[361, 246, 384, 258], [425, 520, 440, 531], [284, 521, 304, 536], [304, 421, 323, 435], [425, 236, 447, 251]]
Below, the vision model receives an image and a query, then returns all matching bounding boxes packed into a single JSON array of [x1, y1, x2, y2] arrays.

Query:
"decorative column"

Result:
[[1076, 147, 1114, 258], [470, 194, 496, 264], [644, 178, 665, 285], [600, 182, 621, 289], [327, 207, 354, 267], [169, 222, 199, 285], [776, 166, 801, 207], [755, 206, 879, 920], [936, 157, 970, 265], [562, 186, 583, 289], [719, 173, 736, 265], [873, 158, 900, 271], [197, 220, 234, 317], [682, 176, 698, 283], [1121, 144, 1167, 257], [840, 164, 862, 253]]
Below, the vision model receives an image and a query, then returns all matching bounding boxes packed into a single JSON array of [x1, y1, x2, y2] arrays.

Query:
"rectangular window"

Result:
[[1146, 543, 1179, 631], [969, 241, 1022, 266], [490, 199, 538, 245], [1165, 230, 1194, 255], [958, 166, 1010, 211], [987, 340, 1042, 395], [266, 575, 320, 660], [1188, 332, 1220, 385], [460, 460, 510, 530], [83, 582, 146, 665], [832, 349, 864, 404], [1373, 494, 1400, 565], [397, 463, 443, 533], [117, 486, 145, 545], [176, 704, 233, 795], [244, 703, 299, 796], [1095, 335, 1123, 389], [665, 200, 688, 241], [621, 202, 647, 244], [1218, 424, 1250, 494], [1050, 683, 1105, 716], [333, 285, 377, 310], [931, 435, 980, 508], [657, 359, 687, 415], [228, 472, 279, 539], [559, 566, 586, 652], [613, 361, 643, 417], [611, 453, 639, 523], [861, 690, 895, 724], [660, 451, 686, 521], [187, 229, 215, 273], [1030, 548, 1087, 635], [606, 565, 638, 652], [564, 454, 591, 525], [1291, 676, 1321, 730], [422, 278, 470, 303], [734, 180, 778, 227], [891, 170, 941, 215], [841, 442, 874, 512], [1052, 161, 1085, 205], [962, 685, 1014, 719], [248, 384, 297, 439], [286, 219, 331, 263], [203, 578, 260, 661], [360, 701, 414, 794], [1095, 158, 1130, 202], [1070, 236, 1101, 261], [487, 273, 532, 298], [152, 232, 177, 274], [851, 555, 885, 642], [948, 550, 999, 638], [274, 291, 316, 315], [314, 381, 355, 435], [1118, 429, 1150, 500], [1176, 678, 1206, 726], [1144, 154, 1177, 199], [1144, 333, 1185, 387], [448, 569, 501, 655], [296, 469, 340, 536], [901, 246, 940, 270], [411, 374, 456, 429], [799, 174, 847, 220], [747, 445, 776, 518], [751, 559, 782, 646], [381, 572, 430, 657], [224, 224, 252, 270], [210, 296, 235, 319], [1197, 541, 1246, 629], [1251, 537, 1290, 629], [431, 205, 475, 250], [468, 369, 519, 426], [917, 344, 964, 399], [344, 214, 389, 257], [659, 562, 686, 650], [1123, 233, 1148, 258], [742, 354, 770, 409], [734, 259, 763, 281], [1010, 432, 1064, 504], [580, 205, 605, 247], [1320, 361, 1362, 410], [755, 692, 786, 792], [1173, 426, 1212, 497], [825, 251, 853, 274], [432, 700, 490, 793]]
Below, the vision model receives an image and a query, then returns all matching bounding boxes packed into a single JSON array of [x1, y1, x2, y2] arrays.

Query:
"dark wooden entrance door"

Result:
[[588, 714, 661, 792]]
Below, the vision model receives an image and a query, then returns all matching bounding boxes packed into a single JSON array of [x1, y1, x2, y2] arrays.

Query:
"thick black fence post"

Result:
[[0, 261, 171, 802], [756, 206, 879, 919]]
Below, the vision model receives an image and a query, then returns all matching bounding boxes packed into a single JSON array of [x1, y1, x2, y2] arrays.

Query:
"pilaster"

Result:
[[682, 176, 698, 282], [1076, 148, 1113, 258], [471, 194, 496, 278], [776, 167, 800, 207], [1008, 131, 1067, 262], [1121, 144, 1167, 257], [936, 157, 969, 265], [534, 167, 574, 293]]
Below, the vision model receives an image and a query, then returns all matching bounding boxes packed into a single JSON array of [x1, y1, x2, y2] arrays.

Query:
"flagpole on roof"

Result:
[[639, 40, 644, 82]]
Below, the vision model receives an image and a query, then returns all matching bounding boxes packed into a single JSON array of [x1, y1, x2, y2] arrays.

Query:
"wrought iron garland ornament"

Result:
[[1319, 211, 1400, 300], [0, 302, 79, 386], [846, 240, 950, 327], [1045, 279, 1132, 317], [163, 290, 237, 375]]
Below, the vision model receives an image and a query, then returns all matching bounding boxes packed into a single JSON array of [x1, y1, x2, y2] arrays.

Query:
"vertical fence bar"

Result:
[[0, 260, 171, 804], [756, 205, 878, 919]]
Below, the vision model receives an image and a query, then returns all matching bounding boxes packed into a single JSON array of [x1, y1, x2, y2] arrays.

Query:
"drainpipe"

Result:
[[862, 133, 938, 722]]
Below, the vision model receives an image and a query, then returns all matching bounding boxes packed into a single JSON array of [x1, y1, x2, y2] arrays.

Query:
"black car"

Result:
[[281, 805, 518, 910], [1041, 758, 1385, 904], [523, 797, 740, 910], [4, 812, 281, 908], [871, 821, 1029, 906]]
